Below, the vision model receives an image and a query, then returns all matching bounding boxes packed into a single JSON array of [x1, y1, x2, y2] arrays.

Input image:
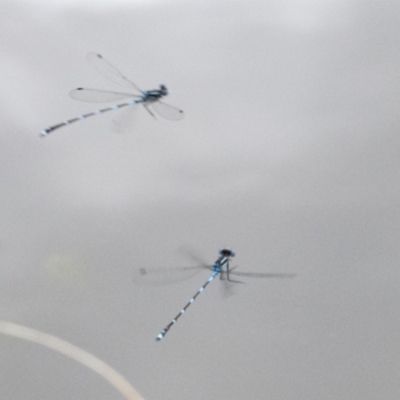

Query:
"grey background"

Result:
[[1, 0, 400, 399]]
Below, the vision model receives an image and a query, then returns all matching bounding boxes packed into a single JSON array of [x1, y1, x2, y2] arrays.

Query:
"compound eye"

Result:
[[219, 249, 234, 257], [159, 84, 168, 96]]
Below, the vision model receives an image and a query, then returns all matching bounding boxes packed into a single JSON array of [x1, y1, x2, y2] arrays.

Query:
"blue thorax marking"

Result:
[[213, 256, 228, 272], [142, 90, 164, 102]]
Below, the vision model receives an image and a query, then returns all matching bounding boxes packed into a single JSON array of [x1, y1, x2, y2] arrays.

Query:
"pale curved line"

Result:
[[0, 321, 144, 400]]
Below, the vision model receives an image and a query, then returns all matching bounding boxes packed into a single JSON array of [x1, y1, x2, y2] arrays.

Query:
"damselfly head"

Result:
[[159, 84, 168, 96], [219, 249, 235, 258]]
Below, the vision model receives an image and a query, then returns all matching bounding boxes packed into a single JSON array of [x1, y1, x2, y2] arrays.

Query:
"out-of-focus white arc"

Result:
[[0, 321, 144, 400]]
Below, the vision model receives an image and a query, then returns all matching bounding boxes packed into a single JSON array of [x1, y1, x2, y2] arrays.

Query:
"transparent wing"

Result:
[[132, 265, 212, 286], [178, 245, 209, 268], [230, 270, 296, 279], [70, 88, 140, 103], [87, 52, 143, 92], [219, 273, 237, 298], [111, 105, 139, 134], [151, 101, 184, 120]]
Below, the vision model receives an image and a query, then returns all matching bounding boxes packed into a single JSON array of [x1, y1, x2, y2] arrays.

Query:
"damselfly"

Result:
[[138, 249, 296, 341], [41, 53, 184, 136]]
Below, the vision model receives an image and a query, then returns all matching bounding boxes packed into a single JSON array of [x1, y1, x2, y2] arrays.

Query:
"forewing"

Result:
[[70, 88, 139, 103], [151, 101, 184, 120], [111, 105, 139, 134], [178, 245, 209, 268], [219, 273, 236, 298], [87, 52, 143, 92], [132, 265, 212, 287], [230, 271, 296, 279]]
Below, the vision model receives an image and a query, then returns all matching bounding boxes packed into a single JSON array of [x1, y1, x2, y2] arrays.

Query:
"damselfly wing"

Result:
[[135, 249, 296, 341], [41, 53, 184, 136]]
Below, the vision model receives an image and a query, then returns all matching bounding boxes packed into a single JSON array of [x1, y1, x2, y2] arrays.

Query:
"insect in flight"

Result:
[[41, 53, 184, 137], [139, 249, 296, 342]]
